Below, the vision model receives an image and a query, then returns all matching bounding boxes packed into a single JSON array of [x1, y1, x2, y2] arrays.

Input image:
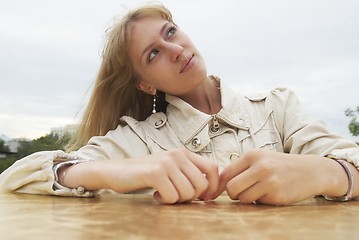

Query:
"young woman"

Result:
[[1, 3, 358, 205]]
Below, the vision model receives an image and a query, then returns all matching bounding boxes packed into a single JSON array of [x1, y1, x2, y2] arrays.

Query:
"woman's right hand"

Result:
[[108, 149, 219, 204], [63, 149, 219, 204]]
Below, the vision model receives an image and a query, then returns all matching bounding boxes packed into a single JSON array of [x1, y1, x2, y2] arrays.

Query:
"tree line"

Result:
[[0, 133, 70, 173], [1, 107, 359, 174]]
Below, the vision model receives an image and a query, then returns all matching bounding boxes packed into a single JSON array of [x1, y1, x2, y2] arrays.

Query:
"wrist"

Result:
[[53, 159, 97, 196], [323, 155, 355, 201]]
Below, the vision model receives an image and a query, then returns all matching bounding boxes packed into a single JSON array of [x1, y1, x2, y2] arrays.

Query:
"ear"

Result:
[[136, 81, 157, 95]]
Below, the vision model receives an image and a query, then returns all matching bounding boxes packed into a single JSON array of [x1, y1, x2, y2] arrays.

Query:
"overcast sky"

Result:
[[0, 0, 358, 142]]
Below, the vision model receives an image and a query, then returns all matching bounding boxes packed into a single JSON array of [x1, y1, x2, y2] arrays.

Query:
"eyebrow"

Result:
[[141, 22, 170, 57]]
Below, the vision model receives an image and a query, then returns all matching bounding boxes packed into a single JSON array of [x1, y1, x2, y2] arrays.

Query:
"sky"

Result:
[[0, 0, 358, 142]]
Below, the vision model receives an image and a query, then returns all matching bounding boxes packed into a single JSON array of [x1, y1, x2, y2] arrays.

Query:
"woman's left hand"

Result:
[[210, 149, 348, 205]]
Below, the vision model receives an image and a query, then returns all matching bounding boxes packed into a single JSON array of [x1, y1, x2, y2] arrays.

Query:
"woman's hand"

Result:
[[211, 149, 349, 205], [98, 149, 219, 204]]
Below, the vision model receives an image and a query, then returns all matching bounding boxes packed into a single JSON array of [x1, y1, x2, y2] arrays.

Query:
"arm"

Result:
[[212, 88, 359, 204], [57, 149, 219, 204], [0, 123, 219, 203]]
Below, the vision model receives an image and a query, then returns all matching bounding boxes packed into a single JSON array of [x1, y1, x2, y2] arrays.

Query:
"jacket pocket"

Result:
[[253, 128, 279, 151], [253, 112, 283, 152], [239, 112, 283, 152]]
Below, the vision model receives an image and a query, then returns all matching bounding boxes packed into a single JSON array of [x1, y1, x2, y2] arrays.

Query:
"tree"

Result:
[[0, 139, 10, 152], [0, 139, 14, 174], [345, 106, 359, 137], [16, 133, 70, 158]]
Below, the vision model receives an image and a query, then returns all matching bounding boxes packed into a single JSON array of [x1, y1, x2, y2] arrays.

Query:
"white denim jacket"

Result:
[[1, 78, 358, 197]]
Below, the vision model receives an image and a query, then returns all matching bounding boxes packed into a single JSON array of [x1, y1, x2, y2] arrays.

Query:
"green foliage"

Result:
[[0, 139, 10, 152], [345, 106, 359, 137], [0, 133, 70, 174], [0, 139, 13, 173], [0, 156, 17, 174], [16, 133, 70, 159]]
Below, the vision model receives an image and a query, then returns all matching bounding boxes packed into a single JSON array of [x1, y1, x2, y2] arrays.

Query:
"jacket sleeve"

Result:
[[270, 88, 359, 170], [0, 123, 150, 196], [0, 150, 95, 197]]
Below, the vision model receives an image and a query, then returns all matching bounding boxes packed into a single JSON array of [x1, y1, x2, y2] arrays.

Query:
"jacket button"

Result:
[[210, 124, 220, 133], [76, 186, 86, 195], [191, 137, 201, 149], [155, 120, 164, 126]]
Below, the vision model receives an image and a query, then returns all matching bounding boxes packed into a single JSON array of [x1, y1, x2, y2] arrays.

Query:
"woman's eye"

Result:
[[167, 26, 177, 38], [146, 26, 176, 63], [147, 49, 159, 63]]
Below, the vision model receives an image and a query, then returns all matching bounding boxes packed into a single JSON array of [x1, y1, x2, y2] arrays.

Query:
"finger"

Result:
[[212, 157, 250, 199], [182, 149, 219, 199], [179, 163, 210, 201], [225, 167, 258, 200], [211, 177, 227, 200], [152, 176, 179, 204], [169, 169, 197, 202], [235, 181, 266, 204], [172, 151, 212, 201]]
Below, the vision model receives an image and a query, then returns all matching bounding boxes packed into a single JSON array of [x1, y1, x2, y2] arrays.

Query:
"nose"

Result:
[[166, 42, 183, 61]]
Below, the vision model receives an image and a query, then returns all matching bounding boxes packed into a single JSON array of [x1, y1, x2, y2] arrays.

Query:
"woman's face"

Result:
[[127, 17, 207, 96]]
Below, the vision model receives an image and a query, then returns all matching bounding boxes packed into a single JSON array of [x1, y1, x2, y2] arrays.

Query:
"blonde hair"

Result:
[[66, 3, 173, 151]]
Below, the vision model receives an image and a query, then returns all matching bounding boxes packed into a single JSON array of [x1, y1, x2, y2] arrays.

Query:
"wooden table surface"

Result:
[[0, 193, 358, 240]]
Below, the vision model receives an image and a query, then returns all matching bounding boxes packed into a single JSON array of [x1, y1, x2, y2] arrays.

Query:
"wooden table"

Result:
[[0, 193, 358, 240]]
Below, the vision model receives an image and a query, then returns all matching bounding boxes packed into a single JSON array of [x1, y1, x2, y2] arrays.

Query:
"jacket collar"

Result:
[[166, 76, 250, 146]]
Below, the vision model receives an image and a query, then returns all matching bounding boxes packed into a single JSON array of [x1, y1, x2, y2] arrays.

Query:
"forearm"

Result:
[[57, 160, 109, 191], [57, 158, 152, 194], [56, 149, 220, 204]]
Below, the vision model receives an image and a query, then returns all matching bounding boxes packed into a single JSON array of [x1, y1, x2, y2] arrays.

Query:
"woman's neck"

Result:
[[179, 76, 222, 115]]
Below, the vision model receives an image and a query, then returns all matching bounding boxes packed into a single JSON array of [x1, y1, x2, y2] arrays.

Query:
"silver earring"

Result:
[[152, 95, 157, 114]]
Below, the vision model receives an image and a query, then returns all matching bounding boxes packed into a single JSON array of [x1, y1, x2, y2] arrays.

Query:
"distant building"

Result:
[[0, 151, 6, 159], [51, 124, 77, 138], [1, 134, 32, 154], [6, 138, 31, 153]]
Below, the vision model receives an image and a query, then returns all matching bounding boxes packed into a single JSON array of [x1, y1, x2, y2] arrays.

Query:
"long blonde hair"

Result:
[[66, 3, 173, 151]]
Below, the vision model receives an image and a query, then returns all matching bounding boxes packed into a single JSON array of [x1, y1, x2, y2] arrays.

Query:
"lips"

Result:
[[180, 54, 194, 73]]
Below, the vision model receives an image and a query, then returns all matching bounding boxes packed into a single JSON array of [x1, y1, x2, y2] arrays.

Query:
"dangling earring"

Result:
[[152, 94, 157, 114]]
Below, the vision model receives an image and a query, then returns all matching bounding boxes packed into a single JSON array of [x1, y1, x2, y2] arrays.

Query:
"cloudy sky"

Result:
[[0, 0, 358, 142]]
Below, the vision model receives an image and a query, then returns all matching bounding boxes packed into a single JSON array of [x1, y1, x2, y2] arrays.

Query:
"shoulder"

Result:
[[269, 87, 298, 100], [119, 113, 181, 151], [120, 112, 167, 130], [118, 113, 167, 143], [266, 88, 304, 113], [241, 87, 303, 122], [244, 87, 296, 101], [243, 88, 300, 110]]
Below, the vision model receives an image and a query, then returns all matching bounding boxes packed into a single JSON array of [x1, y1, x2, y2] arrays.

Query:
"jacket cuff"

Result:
[[53, 160, 97, 197]]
